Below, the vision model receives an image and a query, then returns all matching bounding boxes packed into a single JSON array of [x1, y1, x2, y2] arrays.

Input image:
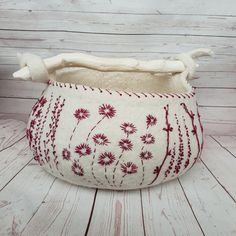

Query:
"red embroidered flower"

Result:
[[62, 148, 71, 160], [98, 152, 116, 166], [38, 96, 47, 107], [72, 161, 84, 176], [92, 133, 110, 146], [99, 104, 116, 118], [120, 122, 137, 135], [120, 162, 138, 174], [118, 139, 133, 151], [146, 114, 157, 128], [140, 133, 155, 144], [75, 143, 92, 156], [74, 108, 90, 121], [140, 151, 153, 160]]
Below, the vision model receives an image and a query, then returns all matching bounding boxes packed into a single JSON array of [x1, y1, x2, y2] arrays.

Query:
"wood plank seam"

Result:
[[210, 136, 236, 158], [1, 28, 236, 38], [139, 190, 147, 236], [84, 189, 98, 236], [177, 178, 205, 235], [21, 177, 57, 234], [1, 9, 235, 17], [0, 156, 33, 192], [200, 159, 236, 203], [0, 134, 26, 152]]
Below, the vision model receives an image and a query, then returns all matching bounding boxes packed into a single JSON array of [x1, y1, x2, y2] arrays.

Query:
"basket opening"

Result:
[[50, 67, 191, 94]]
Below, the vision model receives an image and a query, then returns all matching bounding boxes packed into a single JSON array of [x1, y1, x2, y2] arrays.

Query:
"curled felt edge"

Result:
[[13, 48, 213, 82]]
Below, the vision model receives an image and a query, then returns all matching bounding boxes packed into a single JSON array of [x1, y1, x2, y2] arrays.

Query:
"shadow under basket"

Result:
[[13, 49, 211, 190]]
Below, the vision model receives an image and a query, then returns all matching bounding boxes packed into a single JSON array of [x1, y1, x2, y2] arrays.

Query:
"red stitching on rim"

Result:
[[105, 89, 112, 95], [124, 91, 132, 97], [115, 91, 123, 96], [132, 92, 141, 98], [149, 93, 155, 98], [49, 81, 195, 100], [141, 92, 148, 98], [154, 93, 163, 98]]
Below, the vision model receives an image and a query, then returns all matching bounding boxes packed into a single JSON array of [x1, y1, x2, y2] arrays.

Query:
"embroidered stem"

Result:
[[149, 104, 172, 185], [181, 103, 200, 169], [104, 166, 111, 185], [182, 116, 192, 170], [86, 116, 105, 142], [172, 115, 184, 175], [69, 120, 80, 149], [119, 174, 126, 187], [91, 144, 103, 186]]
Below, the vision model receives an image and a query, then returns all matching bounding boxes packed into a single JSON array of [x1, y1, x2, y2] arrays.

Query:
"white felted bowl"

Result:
[[14, 49, 211, 190]]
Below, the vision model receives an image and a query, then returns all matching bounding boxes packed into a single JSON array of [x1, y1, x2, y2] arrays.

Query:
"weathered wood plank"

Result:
[[200, 136, 236, 200], [141, 181, 203, 235], [0, 113, 29, 122], [87, 189, 144, 236], [0, 119, 26, 151], [0, 0, 235, 15], [191, 72, 236, 88], [0, 137, 32, 190], [211, 135, 236, 157], [196, 88, 236, 107], [1, 31, 235, 56], [22, 180, 96, 236], [179, 161, 236, 235], [1, 10, 235, 37], [0, 98, 36, 114], [200, 107, 236, 135], [0, 160, 56, 235]]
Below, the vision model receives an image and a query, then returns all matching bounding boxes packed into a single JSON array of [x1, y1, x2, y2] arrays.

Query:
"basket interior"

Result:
[[50, 67, 191, 94]]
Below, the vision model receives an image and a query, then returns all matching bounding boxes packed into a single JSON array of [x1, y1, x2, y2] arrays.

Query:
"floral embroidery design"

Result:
[[139, 114, 157, 186], [75, 143, 92, 157], [86, 104, 116, 141], [119, 162, 138, 187], [149, 105, 173, 185], [98, 152, 116, 185], [112, 122, 137, 186], [72, 161, 84, 176]]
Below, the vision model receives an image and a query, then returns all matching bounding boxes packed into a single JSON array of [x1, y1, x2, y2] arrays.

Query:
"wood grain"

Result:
[[179, 161, 236, 235], [212, 136, 236, 156], [0, 0, 235, 15], [141, 181, 203, 235], [22, 180, 96, 236], [201, 136, 236, 200], [0, 119, 26, 151], [87, 189, 144, 236], [0, 137, 32, 190], [0, 160, 56, 235], [1, 10, 235, 37]]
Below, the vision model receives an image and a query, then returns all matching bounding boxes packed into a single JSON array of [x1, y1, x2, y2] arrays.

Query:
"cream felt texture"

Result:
[[25, 82, 203, 190], [16, 49, 210, 190]]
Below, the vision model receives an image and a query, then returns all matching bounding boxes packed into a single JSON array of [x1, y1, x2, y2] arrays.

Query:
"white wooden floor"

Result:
[[0, 118, 235, 236]]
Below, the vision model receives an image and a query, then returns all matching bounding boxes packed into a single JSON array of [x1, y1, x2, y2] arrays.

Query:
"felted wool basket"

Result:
[[13, 49, 212, 190]]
